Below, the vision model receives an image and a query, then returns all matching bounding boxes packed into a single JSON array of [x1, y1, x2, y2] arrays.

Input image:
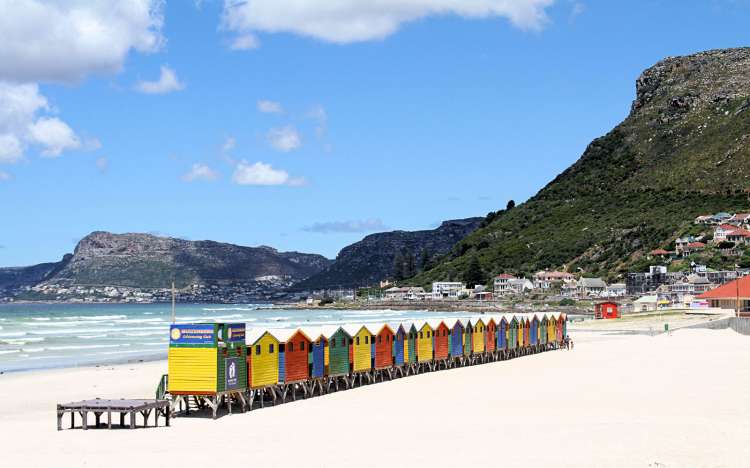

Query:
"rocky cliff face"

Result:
[[294, 218, 483, 289], [415, 48, 750, 283], [36, 231, 331, 289]]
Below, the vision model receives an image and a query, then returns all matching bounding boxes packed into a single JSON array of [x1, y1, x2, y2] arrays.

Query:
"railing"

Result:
[[155, 374, 168, 400]]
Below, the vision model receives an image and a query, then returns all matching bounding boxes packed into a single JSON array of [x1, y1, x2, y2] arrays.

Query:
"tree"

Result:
[[404, 249, 416, 278], [463, 256, 485, 288], [393, 251, 405, 281], [506, 199, 516, 210], [419, 247, 432, 271]]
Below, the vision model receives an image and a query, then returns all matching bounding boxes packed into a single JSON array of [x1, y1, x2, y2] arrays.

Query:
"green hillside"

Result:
[[413, 48, 750, 285]]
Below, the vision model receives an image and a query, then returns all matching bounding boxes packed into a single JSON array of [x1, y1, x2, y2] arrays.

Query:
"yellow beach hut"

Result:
[[417, 321, 434, 364], [247, 329, 280, 389], [344, 324, 374, 373]]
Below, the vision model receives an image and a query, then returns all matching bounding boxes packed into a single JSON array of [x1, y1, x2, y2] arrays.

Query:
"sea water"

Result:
[[0, 303, 454, 372]]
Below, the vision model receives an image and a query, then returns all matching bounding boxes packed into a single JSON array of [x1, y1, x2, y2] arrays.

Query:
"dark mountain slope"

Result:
[[38, 231, 331, 289], [294, 218, 483, 289], [414, 48, 750, 284]]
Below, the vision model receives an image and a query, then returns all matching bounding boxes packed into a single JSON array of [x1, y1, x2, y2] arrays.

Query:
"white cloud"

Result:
[[0, 170, 12, 181], [302, 218, 387, 234], [221, 0, 554, 46], [308, 105, 327, 137], [570, 2, 585, 21], [0, 0, 164, 83], [182, 163, 219, 182], [135, 65, 185, 94], [28, 117, 81, 157], [95, 156, 108, 173], [267, 126, 301, 152], [0, 134, 23, 164], [0, 82, 83, 160], [231, 160, 303, 186], [231, 33, 260, 50], [222, 136, 236, 152], [257, 100, 283, 113]]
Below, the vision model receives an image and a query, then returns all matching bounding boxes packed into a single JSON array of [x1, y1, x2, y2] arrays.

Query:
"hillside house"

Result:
[[493, 274, 517, 295], [726, 228, 750, 246], [508, 278, 535, 295], [605, 283, 627, 297], [533, 270, 575, 289], [577, 277, 607, 297], [431, 282, 465, 300], [713, 224, 737, 243]]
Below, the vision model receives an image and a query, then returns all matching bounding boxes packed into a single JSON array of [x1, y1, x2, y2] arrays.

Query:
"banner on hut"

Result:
[[226, 324, 246, 343], [170, 324, 216, 346], [225, 358, 240, 389]]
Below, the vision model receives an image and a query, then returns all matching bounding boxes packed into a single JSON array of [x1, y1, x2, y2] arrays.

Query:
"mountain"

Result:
[[413, 48, 750, 285], [43, 231, 331, 288], [294, 218, 483, 289], [0, 255, 71, 296]]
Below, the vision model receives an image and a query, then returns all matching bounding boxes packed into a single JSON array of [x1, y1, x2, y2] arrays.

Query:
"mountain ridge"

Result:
[[412, 47, 750, 285]]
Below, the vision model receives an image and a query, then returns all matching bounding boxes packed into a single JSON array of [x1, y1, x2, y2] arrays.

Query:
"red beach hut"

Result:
[[375, 324, 395, 369], [594, 301, 620, 319], [429, 320, 450, 362]]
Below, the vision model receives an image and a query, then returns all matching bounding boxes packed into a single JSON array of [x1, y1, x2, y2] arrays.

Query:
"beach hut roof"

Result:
[[375, 323, 395, 334], [319, 325, 350, 339], [301, 326, 326, 341], [264, 328, 301, 343], [246, 328, 276, 345], [342, 323, 372, 336], [427, 318, 445, 330]]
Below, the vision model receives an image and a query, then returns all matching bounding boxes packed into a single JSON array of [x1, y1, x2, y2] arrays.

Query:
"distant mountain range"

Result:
[[0, 231, 332, 300], [293, 218, 483, 290], [412, 47, 750, 286], [0, 220, 483, 300]]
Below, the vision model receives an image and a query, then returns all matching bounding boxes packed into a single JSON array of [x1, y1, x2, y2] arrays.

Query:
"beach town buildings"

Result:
[[493, 274, 516, 295], [577, 278, 607, 297], [697, 275, 750, 316], [431, 282, 465, 300], [533, 271, 575, 289], [384, 286, 426, 301]]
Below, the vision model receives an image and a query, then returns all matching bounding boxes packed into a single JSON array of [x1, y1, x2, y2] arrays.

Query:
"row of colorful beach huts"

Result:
[[167, 313, 567, 418]]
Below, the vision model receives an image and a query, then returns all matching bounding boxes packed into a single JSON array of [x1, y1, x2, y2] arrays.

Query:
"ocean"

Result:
[[0, 303, 460, 373]]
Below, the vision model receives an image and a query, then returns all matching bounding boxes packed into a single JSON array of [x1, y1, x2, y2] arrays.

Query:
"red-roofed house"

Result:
[[650, 249, 671, 257], [726, 228, 750, 245], [696, 275, 750, 316], [683, 242, 706, 254], [714, 224, 738, 243], [493, 274, 517, 296]]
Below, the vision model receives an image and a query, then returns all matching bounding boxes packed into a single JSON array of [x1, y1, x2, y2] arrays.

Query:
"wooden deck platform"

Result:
[[57, 398, 170, 431]]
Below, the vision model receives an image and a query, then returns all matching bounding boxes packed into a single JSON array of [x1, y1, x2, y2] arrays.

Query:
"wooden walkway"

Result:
[[57, 398, 170, 431]]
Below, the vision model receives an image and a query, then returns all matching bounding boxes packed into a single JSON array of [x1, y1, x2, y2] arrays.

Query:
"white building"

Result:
[[577, 278, 607, 297], [605, 283, 627, 297], [432, 282, 465, 300], [493, 274, 516, 296], [533, 271, 575, 289], [508, 278, 534, 295]]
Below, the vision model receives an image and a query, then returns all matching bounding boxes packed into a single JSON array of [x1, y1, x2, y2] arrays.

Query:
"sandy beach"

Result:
[[1, 324, 748, 468]]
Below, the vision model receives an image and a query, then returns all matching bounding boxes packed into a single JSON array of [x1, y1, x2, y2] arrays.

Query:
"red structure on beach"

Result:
[[594, 301, 620, 319]]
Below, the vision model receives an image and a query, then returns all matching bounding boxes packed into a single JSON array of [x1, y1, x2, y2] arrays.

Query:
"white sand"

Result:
[[1, 328, 748, 468]]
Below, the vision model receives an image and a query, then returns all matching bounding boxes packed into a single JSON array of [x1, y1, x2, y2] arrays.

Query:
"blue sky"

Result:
[[1, 0, 749, 266]]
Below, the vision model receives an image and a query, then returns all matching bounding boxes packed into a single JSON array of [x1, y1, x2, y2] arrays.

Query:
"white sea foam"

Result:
[[0, 332, 26, 338], [47, 344, 122, 351], [77, 334, 108, 340], [121, 331, 164, 337], [114, 318, 164, 324], [22, 347, 45, 353], [31, 317, 51, 321], [1, 337, 45, 345], [0, 349, 21, 355]]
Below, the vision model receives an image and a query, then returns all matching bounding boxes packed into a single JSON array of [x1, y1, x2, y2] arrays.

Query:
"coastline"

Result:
[[3, 326, 749, 467]]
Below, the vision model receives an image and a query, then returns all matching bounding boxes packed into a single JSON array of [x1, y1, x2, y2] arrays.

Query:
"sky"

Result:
[[1, 0, 749, 266]]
